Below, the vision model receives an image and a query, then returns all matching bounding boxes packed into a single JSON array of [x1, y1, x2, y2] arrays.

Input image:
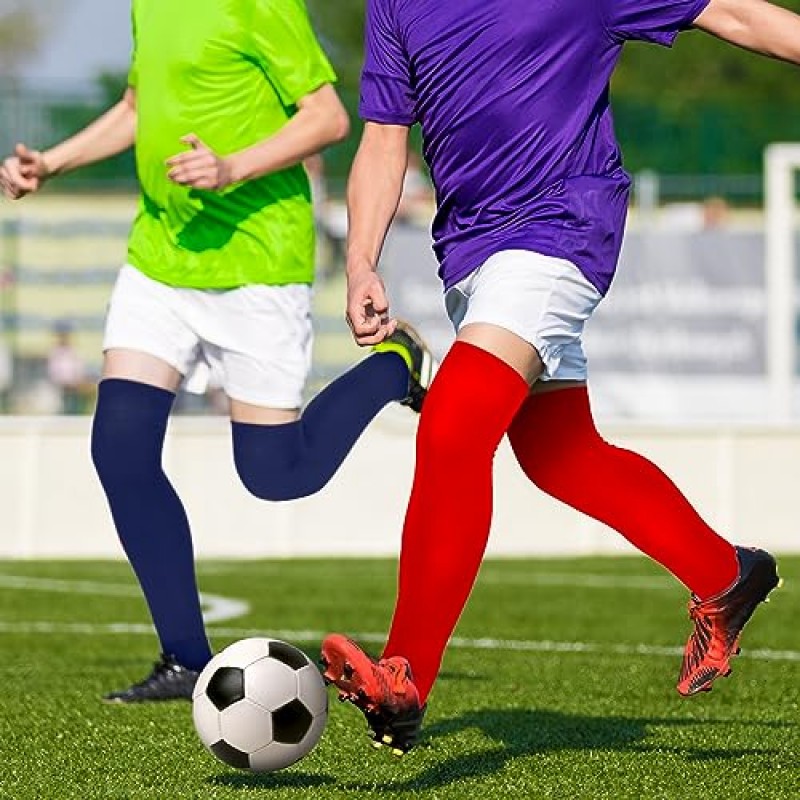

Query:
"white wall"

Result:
[[0, 408, 798, 559]]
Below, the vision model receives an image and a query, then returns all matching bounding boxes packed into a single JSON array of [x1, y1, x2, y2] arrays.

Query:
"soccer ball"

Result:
[[192, 637, 328, 772]]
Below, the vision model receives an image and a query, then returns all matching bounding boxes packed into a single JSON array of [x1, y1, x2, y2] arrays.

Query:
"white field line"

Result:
[[476, 573, 677, 589], [191, 569, 682, 591], [1, 572, 796, 662], [0, 574, 248, 623], [0, 621, 796, 663]]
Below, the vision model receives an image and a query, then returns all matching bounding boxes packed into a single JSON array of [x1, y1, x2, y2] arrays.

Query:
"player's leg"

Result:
[[323, 329, 535, 753], [93, 266, 211, 701], [323, 251, 570, 753], [220, 284, 432, 500], [507, 377, 779, 695]]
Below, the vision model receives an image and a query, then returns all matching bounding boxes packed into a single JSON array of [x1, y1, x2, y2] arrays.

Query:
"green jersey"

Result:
[[127, 0, 336, 289]]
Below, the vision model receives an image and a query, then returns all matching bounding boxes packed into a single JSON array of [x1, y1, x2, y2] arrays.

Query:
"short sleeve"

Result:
[[249, 0, 337, 107], [360, 0, 417, 125], [602, 0, 711, 46]]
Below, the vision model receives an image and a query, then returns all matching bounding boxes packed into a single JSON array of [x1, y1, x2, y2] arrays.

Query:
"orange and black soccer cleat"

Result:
[[320, 634, 425, 755], [677, 546, 780, 697]]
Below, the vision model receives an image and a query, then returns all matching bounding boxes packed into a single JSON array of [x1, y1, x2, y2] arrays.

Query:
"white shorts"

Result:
[[444, 250, 603, 381], [103, 265, 313, 409]]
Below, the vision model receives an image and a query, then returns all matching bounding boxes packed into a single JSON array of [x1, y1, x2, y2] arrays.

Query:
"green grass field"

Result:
[[1, 557, 797, 800]]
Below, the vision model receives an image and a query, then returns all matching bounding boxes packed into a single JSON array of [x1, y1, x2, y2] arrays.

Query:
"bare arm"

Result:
[[229, 84, 349, 182], [166, 83, 350, 189], [0, 88, 136, 199], [344, 122, 410, 346], [694, 0, 800, 63], [44, 88, 137, 175]]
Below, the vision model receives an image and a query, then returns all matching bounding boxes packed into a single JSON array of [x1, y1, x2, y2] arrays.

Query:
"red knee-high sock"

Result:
[[382, 342, 529, 704], [508, 387, 738, 599]]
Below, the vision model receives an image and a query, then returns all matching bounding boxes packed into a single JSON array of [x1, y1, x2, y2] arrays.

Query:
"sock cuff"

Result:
[[419, 340, 530, 444], [449, 340, 530, 396], [528, 385, 590, 414], [373, 344, 413, 374], [510, 385, 597, 447], [98, 377, 176, 402], [230, 418, 300, 438]]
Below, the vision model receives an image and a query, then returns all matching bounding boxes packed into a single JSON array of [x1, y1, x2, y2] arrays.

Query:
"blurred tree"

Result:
[[46, 71, 136, 190], [307, 1, 363, 92], [305, 1, 364, 187], [306, 0, 800, 178], [0, 0, 59, 76], [19, 1, 800, 187], [306, 0, 426, 186], [614, 8, 800, 111], [612, 7, 800, 174]]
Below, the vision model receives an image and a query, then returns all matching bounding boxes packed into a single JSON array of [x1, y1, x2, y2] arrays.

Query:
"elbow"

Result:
[[300, 85, 350, 146], [328, 106, 350, 144]]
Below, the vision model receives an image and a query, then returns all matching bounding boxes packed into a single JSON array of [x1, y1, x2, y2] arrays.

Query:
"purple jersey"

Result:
[[361, 0, 710, 294]]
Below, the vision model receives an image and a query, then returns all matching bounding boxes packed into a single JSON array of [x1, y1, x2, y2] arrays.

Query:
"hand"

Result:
[[0, 143, 49, 199], [345, 268, 397, 346], [166, 134, 233, 191]]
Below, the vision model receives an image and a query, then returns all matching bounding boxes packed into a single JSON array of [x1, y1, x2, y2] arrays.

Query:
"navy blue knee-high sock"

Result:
[[233, 352, 409, 500], [91, 378, 212, 671]]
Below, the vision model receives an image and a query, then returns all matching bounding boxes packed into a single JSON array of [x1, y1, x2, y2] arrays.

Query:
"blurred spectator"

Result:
[[0, 333, 11, 412], [397, 149, 435, 225], [304, 152, 328, 209], [304, 153, 345, 278], [660, 196, 731, 232], [46, 320, 88, 414], [702, 195, 730, 229]]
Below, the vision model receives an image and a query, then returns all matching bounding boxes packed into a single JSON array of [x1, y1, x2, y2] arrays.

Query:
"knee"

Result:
[[91, 416, 160, 486], [233, 456, 281, 501], [416, 385, 492, 462], [417, 413, 463, 460], [233, 456, 321, 502], [91, 382, 170, 484], [231, 425, 319, 502]]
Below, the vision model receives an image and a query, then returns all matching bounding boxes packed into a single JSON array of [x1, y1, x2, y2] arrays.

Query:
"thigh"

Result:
[[446, 250, 602, 383], [195, 283, 313, 417], [103, 265, 200, 391], [103, 349, 182, 392], [457, 322, 544, 385]]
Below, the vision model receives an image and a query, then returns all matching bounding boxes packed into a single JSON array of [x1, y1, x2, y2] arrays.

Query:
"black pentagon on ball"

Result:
[[272, 698, 313, 744], [267, 640, 310, 671], [210, 739, 250, 770], [206, 667, 245, 711]]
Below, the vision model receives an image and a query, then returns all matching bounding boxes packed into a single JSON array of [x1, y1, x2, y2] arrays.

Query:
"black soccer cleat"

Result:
[[103, 653, 200, 703], [677, 546, 781, 696], [364, 704, 427, 756], [374, 320, 434, 413]]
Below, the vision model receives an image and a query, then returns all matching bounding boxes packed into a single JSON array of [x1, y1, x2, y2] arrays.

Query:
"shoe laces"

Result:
[[140, 654, 188, 685], [152, 655, 175, 676], [375, 657, 413, 702], [684, 599, 716, 674]]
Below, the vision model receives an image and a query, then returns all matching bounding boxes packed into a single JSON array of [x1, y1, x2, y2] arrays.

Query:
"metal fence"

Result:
[[3, 80, 799, 204], [0, 195, 358, 415], [2, 199, 798, 420]]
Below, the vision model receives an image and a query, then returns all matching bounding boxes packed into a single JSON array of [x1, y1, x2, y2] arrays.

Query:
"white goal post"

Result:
[[765, 143, 800, 421]]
